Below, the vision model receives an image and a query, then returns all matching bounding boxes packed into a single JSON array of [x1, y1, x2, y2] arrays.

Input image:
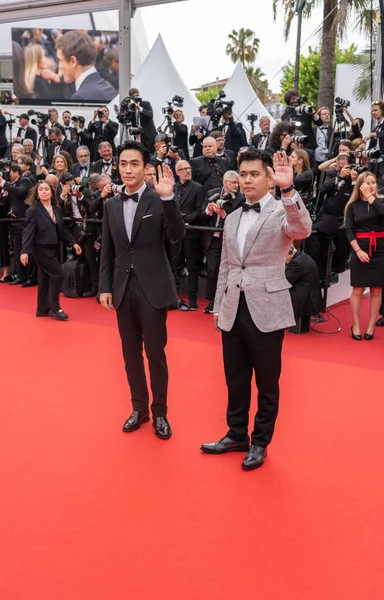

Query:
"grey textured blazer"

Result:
[[214, 192, 312, 333]]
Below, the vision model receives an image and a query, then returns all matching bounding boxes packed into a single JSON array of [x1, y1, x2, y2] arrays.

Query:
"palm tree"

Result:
[[272, 0, 376, 108], [226, 29, 260, 66], [245, 66, 270, 103]]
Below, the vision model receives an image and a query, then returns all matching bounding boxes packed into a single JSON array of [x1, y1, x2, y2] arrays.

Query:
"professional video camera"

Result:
[[116, 96, 142, 135], [207, 90, 234, 128], [247, 113, 259, 132], [27, 109, 49, 134], [284, 95, 315, 122], [0, 158, 11, 178], [162, 95, 184, 116]]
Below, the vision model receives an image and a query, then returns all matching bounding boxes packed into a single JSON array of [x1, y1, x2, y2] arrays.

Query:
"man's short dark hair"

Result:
[[117, 141, 150, 166], [238, 148, 273, 173], [284, 89, 299, 106], [356, 118, 365, 129], [49, 127, 62, 138], [63, 110, 71, 117], [56, 31, 97, 66], [129, 87, 139, 97], [199, 104, 207, 112], [339, 139, 352, 149], [48, 108, 58, 117], [10, 163, 22, 175], [17, 155, 33, 168], [154, 134, 167, 144], [60, 172, 74, 184], [210, 130, 224, 140]]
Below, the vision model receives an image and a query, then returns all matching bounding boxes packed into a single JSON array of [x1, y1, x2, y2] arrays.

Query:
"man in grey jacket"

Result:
[[201, 148, 312, 470]]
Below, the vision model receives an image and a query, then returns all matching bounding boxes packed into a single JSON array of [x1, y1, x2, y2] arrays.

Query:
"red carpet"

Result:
[[1, 286, 384, 599]]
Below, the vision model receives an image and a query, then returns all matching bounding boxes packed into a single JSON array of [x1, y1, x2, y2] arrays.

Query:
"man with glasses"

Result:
[[71, 146, 94, 184], [170, 160, 205, 310]]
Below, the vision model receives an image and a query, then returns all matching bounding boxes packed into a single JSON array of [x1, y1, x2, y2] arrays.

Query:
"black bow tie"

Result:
[[320, 126, 328, 130], [242, 203, 261, 213], [121, 192, 139, 203], [103, 162, 111, 166]]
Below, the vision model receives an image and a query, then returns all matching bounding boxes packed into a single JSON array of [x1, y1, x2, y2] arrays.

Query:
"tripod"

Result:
[[5, 116, 16, 158], [321, 235, 336, 312], [119, 122, 142, 145], [36, 132, 49, 164]]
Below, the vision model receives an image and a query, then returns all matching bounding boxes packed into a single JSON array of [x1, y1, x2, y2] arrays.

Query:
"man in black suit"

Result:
[[128, 88, 157, 153], [220, 109, 247, 154], [0, 163, 35, 285], [200, 170, 244, 314], [48, 109, 65, 135], [285, 246, 322, 325], [169, 160, 205, 310], [92, 142, 120, 182], [189, 104, 208, 158], [47, 128, 77, 165], [210, 130, 237, 170], [56, 31, 117, 103], [251, 116, 271, 150], [171, 109, 189, 160], [364, 100, 384, 188], [87, 107, 119, 158], [0, 110, 9, 159], [191, 136, 229, 194], [62, 111, 78, 143], [281, 89, 323, 150], [150, 134, 186, 181], [13, 114, 37, 148], [99, 141, 185, 439], [71, 146, 94, 183]]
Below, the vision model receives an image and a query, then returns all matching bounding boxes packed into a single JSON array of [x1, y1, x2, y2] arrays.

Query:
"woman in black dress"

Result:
[[291, 148, 313, 203], [345, 172, 384, 340], [20, 181, 82, 320]]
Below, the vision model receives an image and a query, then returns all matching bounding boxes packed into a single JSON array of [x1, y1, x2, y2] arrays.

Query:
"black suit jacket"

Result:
[[217, 149, 237, 171], [17, 126, 37, 148], [47, 138, 77, 165], [92, 157, 120, 181], [21, 203, 75, 254], [173, 179, 204, 239], [285, 251, 322, 318], [70, 72, 117, 103], [251, 133, 270, 150], [314, 173, 353, 235], [200, 186, 244, 250], [4, 175, 35, 218], [173, 122, 189, 160], [221, 120, 247, 154], [368, 121, 384, 154], [0, 114, 8, 149], [99, 186, 186, 310], [87, 119, 119, 156], [138, 100, 157, 153], [70, 162, 95, 181], [63, 126, 78, 144], [190, 156, 229, 194], [280, 107, 323, 150]]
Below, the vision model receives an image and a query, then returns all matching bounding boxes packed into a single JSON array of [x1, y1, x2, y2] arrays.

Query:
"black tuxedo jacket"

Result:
[[47, 138, 77, 165], [3, 175, 35, 218], [70, 162, 95, 180], [221, 120, 247, 154], [251, 132, 270, 150], [62, 126, 78, 144], [87, 119, 119, 155], [217, 149, 237, 171], [173, 179, 204, 239], [21, 203, 75, 254], [189, 130, 204, 158], [368, 121, 384, 154], [281, 107, 323, 150], [49, 122, 65, 136], [70, 72, 117, 102], [17, 126, 37, 148], [190, 156, 229, 194], [200, 186, 244, 250], [0, 114, 7, 149], [285, 251, 322, 319], [315, 174, 353, 235], [92, 157, 120, 181], [138, 100, 157, 153], [173, 122, 189, 160], [99, 186, 186, 310]]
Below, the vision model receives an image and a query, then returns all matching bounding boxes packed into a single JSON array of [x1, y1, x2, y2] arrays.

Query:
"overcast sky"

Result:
[[139, 0, 368, 93]]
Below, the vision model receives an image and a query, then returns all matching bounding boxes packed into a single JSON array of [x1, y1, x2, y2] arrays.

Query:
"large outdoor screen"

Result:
[[12, 27, 119, 105]]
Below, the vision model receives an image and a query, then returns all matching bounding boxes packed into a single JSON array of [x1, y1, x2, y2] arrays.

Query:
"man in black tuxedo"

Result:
[[314, 107, 332, 167], [92, 142, 120, 182], [191, 136, 229, 194], [99, 141, 185, 439], [56, 31, 116, 103], [364, 100, 384, 187], [220, 109, 247, 154], [170, 160, 205, 310], [171, 109, 189, 160], [210, 130, 237, 170], [62, 111, 78, 143], [150, 134, 186, 181], [189, 104, 208, 158], [281, 89, 323, 150], [47, 128, 77, 165], [71, 146, 94, 183], [0, 110, 7, 159], [200, 170, 244, 314], [87, 106, 119, 159], [0, 163, 35, 285], [251, 116, 271, 150], [13, 114, 37, 148], [47, 109, 65, 135], [128, 88, 157, 153]]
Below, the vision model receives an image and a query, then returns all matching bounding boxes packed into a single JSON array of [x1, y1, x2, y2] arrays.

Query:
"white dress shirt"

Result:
[[258, 134, 268, 150], [20, 127, 27, 140], [75, 67, 97, 92], [123, 183, 147, 241], [236, 193, 271, 257]]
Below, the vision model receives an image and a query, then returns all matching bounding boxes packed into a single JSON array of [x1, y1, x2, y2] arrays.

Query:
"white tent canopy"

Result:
[[130, 34, 199, 130], [223, 61, 276, 136]]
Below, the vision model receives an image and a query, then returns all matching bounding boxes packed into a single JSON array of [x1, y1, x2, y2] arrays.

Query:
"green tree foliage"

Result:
[[226, 28, 260, 66], [195, 86, 224, 105], [280, 44, 358, 107]]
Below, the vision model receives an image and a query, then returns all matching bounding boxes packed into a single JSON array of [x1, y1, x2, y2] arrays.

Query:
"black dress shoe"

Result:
[[204, 301, 214, 314], [122, 411, 150, 432], [36, 311, 50, 317], [82, 288, 98, 298], [153, 416, 172, 439], [242, 445, 267, 471], [364, 332, 374, 340], [189, 299, 198, 311], [351, 326, 362, 341], [201, 435, 250, 454], [21, 279, 37, 288], [48, 309, 69, 321], [376, 316, 384, 327], [8, 276, 26, 285]]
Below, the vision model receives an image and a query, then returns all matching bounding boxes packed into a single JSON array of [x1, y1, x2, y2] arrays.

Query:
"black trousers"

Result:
[[169, 237, 200, 301], [221, 293, 284, 447], [205, 236, 222, 301], [72, 224, 99, 289], [11, 226, 37, 281], [116, 272, 169, 418], [33, 245, 63, 313]]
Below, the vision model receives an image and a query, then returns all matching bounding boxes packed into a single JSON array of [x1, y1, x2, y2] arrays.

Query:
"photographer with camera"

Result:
[[0, 163, 35, 286], [342, 107, 364, 141], [168, 108, 189, 161], [200, 170, 244, 314], [304, 153, 353, 281], [281, 89, 322, 150], [88, 106, 119, 159], [210, 130, 237, 171], [169, 161, 205, 310], [220, 106, 247, 155], [251, 116, 271, 150], [47, 127, 77, 165], [265, 121, 295, 156], [14, 113, 37, 148], [59, 172, 98, 297], [363, 101, 384, 182], [150, 134, 185, 181], [291, 149, 313, 203], [190, 104, 208, 158], [0, 110, 7, 160], [191, 136, 228, 194], [128, 88, 157, 153], [314, 107, 332, 167]]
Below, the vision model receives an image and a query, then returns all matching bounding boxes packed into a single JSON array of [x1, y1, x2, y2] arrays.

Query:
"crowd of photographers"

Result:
[[0, 87, 384, 324]]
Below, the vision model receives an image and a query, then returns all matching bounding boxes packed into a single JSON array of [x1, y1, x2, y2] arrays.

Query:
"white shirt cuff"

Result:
[[161, 195, 174, 201], [281, 191, 298, 205]]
